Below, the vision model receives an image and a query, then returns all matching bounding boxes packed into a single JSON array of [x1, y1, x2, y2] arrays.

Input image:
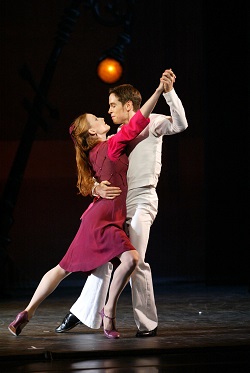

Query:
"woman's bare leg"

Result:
[[103, 250, 139, 330], [24, 265, 71, 319]]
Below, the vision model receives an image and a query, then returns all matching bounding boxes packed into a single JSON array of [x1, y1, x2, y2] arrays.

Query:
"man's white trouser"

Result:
[[71, 187, 158, 331]]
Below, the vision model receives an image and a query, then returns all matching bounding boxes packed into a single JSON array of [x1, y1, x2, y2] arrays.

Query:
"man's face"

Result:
[[108, 93, 130, 125]]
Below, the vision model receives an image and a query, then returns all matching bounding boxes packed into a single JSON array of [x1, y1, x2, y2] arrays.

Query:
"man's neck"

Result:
[[123, 110, 136, 125]]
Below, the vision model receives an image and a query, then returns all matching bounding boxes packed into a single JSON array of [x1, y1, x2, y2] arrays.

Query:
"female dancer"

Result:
[[8, 76, 165, 339]]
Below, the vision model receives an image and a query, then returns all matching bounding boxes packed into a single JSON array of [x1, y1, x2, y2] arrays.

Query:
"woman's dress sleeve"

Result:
[[107, 110, 150, 161]]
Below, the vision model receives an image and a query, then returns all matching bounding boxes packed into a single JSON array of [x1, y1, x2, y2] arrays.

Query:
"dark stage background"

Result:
[[0, 0, 248, 294]]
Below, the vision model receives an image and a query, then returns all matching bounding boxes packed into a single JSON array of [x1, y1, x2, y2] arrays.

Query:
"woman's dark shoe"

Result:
[[8, 311, 29, 336], [99, 308, 120, 339]]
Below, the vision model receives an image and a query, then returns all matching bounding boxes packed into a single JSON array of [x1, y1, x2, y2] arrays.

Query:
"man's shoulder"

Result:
[[149, 113, 166, 118]]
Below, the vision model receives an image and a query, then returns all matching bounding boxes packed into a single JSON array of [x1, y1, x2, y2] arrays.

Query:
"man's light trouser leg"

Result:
[[127, 187, 158, 331], [70, 262, 113, 329]]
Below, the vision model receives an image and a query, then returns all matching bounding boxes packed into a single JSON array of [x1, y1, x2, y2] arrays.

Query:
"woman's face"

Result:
[[86, 114, 110, 139]]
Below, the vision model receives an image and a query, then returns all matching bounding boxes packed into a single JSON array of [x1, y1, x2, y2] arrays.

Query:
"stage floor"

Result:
[[1, 282, 250, 372]]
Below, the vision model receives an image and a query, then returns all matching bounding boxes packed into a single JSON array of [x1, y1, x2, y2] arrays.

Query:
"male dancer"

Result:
[[55, 69, 188, 337]]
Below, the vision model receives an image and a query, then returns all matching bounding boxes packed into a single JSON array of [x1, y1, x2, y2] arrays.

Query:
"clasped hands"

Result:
[[161, 68, 176, 93]]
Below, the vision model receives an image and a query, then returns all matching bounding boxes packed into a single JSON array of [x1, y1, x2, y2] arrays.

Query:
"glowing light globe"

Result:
[[97, 58, 123, 84]]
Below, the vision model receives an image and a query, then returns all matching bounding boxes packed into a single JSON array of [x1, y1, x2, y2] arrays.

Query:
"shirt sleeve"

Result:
[[107, 110, 150, 161], [150, 88, 188, 137]]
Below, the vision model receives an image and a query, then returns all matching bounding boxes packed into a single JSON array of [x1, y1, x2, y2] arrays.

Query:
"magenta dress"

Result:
[[59, 111, 150, 273]]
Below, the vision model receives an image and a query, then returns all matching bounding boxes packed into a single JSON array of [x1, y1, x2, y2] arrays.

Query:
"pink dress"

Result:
[[59, 111, 150, 273]]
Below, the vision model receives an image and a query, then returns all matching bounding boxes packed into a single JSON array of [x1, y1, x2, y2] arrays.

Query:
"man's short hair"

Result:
[[109, 84, 142, 111]]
